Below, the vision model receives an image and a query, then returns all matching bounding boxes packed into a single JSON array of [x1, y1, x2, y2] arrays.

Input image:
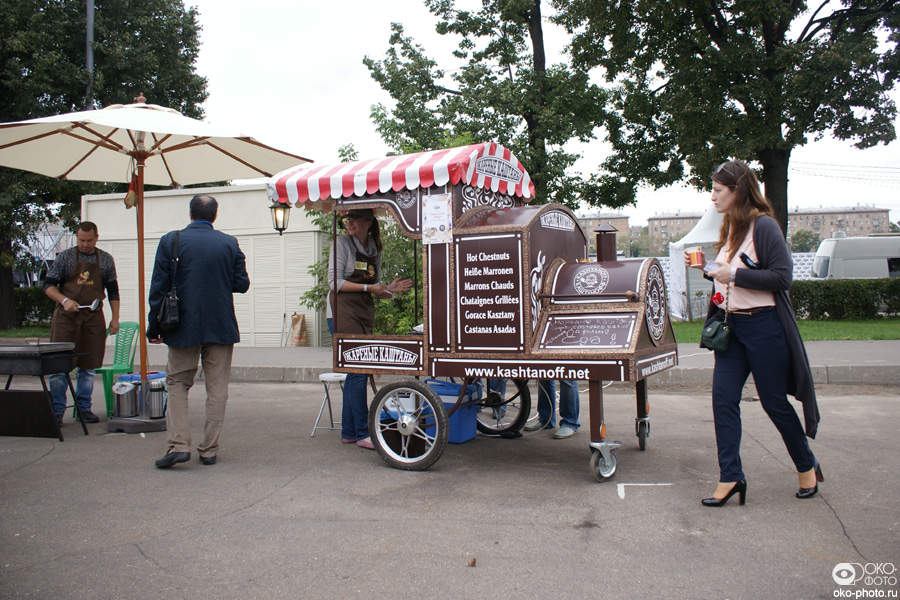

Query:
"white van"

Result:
[[810, 235, 900, 279]]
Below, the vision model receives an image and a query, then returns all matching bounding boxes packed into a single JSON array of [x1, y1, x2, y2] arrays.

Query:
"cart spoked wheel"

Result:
[[589, 448, 617, 482], [475, 378, 531, 435], [369, 381, 448, 471], [636, 420, 649, 451]]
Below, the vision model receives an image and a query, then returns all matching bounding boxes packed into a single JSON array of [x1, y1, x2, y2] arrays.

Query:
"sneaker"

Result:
[[524, 420, 551, 432], [552, 424, 577, 439]]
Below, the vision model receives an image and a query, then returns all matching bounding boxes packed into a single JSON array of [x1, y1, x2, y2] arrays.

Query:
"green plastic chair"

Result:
[[96, 321, 139, 418]]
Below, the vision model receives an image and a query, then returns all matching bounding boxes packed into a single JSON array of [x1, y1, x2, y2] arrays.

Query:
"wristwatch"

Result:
[[363, 284, 368, 292]]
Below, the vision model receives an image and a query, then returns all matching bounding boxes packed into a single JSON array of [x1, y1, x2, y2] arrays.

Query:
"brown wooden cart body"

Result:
[[269, 144, 677, 478]]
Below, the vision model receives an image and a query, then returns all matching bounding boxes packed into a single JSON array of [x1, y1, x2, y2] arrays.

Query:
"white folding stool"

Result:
[[312, 372, 345, 437]]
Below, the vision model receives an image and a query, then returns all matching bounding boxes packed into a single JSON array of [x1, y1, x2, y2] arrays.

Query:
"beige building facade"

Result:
[[82, 183, 329, 348], [647, 212, 702, 255], [577, 213, 630, 255], [647, 205, 891, 254], [786, 206, 891, 238]]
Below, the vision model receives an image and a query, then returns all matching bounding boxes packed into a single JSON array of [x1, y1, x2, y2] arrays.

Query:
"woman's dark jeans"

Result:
[[711, 308, 815, 482]]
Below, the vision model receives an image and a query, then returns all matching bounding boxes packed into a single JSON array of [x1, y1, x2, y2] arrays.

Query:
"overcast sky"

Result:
[[188, 0, 900, 226]]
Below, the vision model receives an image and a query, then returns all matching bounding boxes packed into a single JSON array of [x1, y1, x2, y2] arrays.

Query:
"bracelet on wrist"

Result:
[[363, 284, 368, 292]]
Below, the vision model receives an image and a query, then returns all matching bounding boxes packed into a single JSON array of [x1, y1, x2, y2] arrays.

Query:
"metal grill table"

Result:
[[0, 342, 88, 440]]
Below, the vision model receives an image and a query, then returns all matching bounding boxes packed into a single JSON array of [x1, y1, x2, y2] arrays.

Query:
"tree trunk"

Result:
[[758, 148, 790, 237], [525, 0, 548, 201], [0, 237, 17, 330]]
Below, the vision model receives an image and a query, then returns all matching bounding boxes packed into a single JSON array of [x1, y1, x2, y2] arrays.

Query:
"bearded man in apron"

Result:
[[44, 222, 120, 426]]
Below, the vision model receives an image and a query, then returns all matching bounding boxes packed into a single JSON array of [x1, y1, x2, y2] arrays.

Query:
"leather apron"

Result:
[[50, 256, 107, 369], [330, 241, 378, 335]]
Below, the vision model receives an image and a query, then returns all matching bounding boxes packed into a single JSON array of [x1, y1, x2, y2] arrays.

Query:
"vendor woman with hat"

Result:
[[43, 221, 120, 426], [327, 208, 412, 449]]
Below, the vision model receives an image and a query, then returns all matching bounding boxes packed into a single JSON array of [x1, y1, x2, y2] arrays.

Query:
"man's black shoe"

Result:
[[155, 450, 190, 469], [78, 410, 100, 424], [199, 455, 217, 466]]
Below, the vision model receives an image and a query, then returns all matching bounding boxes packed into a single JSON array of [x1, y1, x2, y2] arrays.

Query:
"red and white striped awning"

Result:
[[268, 142, 534, 205]]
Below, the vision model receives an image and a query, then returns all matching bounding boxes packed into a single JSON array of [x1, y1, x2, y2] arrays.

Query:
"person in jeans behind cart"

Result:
[[327, 208, 412, 450], [489, 379, 580, 438], [523, 380, 580, 438], [43, 221, 120, 426], [148, 194, 250, 469], [685, 159, 821, 507]]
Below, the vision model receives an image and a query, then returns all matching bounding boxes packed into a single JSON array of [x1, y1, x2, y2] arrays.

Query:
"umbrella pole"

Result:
[[135, 155, 149, 383]]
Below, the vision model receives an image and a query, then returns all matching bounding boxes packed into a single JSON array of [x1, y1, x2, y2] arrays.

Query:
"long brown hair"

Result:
[[713, 160, 774, 261], [367, 217, 382, 253]]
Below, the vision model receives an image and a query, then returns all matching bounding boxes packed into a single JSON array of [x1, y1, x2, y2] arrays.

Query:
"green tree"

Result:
[[791, 228, 821, 252], [890, 220, 900, 233], [363, 0, 607, 208], [0, 0, 207, 328], [553, 0, 899, 235], [629, 226, 651, 257]]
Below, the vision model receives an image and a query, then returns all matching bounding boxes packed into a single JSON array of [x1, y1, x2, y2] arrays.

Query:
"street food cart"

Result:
[[268, 142, 677, 480]]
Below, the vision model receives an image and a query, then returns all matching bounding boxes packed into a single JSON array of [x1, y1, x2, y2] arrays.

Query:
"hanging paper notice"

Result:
[[423, 193, 452, 245]]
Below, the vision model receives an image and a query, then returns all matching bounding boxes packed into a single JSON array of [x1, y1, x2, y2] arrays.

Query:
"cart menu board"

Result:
[[455, 233, 524, 351], [538, 313, 636, 350]]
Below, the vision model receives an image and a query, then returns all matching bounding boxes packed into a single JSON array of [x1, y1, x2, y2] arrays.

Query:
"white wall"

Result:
[[82, 183, 327, 347]]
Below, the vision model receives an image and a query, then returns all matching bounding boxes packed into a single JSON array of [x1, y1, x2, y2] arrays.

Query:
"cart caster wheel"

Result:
[[369, 380, 448, 471], [636, 420, 649, 451], [589, 448, 617, 482]]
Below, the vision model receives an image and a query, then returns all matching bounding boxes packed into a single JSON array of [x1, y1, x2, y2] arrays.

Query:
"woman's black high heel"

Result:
[[701, 480, 747, 507], [796, 463, 824, 499]]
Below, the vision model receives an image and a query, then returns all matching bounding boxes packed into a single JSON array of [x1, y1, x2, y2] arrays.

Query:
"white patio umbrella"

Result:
[[0, 95, 311, 382]]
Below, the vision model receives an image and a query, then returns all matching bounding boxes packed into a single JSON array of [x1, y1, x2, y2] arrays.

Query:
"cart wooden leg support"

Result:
[[635, 378, 650, 451], [588, 379, 620, 482]]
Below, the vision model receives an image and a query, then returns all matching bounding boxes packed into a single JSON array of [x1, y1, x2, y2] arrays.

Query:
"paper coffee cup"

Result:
[[688, 246, 704, 267]]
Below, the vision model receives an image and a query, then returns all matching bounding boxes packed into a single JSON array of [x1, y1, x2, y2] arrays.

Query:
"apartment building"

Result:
[[647, 205, 891, 254], [577, 212, 630, 255], [647, 212, 702, 255], [786, 205, 891, 238]]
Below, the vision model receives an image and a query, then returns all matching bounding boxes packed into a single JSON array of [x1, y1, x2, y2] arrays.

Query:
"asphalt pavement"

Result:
[[1, 370, 898, 599]]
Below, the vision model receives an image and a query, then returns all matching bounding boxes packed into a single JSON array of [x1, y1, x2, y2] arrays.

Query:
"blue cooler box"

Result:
[[425, 379, 481, 444]]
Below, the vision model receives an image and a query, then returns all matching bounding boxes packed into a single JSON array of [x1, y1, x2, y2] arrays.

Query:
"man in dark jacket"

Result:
[[147, 194, 250, 468]]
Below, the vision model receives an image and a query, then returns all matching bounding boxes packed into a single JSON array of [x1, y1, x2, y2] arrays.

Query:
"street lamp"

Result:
[[270, 200, 291, 235]]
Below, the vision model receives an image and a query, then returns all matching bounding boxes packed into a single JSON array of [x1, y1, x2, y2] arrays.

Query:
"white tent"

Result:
[[667, 205, 723, 320]]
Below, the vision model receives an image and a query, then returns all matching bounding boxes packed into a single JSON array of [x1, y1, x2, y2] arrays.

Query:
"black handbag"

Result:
[[700, 287, 730, 352], [157, 232, 180, 333]]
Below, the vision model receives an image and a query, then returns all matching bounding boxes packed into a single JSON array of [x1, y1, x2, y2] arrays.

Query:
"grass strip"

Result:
[[672, 318, 900, 343]]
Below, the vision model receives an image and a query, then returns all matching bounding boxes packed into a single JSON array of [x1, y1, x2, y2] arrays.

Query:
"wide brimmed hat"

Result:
[[345, 208, 375, 220]]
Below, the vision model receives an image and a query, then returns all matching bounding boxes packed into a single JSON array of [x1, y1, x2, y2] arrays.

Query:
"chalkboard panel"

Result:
[[455, 233, 524, 351], [538, 313, 636, 349]]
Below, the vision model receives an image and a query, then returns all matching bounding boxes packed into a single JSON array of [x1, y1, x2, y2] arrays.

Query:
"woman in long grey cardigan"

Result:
[[685, 160, 822, 507]]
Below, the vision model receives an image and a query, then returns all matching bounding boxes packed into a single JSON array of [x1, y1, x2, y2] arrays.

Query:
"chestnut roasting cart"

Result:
[[269, 142, 678, 481]]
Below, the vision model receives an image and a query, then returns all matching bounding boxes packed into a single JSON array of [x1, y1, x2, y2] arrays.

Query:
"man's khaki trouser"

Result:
[[165, 344, 234, 458]]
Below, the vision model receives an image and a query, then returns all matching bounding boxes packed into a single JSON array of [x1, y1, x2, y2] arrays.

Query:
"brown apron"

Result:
[[330, 243, 378, 334], [50, 257, 107, 369]]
